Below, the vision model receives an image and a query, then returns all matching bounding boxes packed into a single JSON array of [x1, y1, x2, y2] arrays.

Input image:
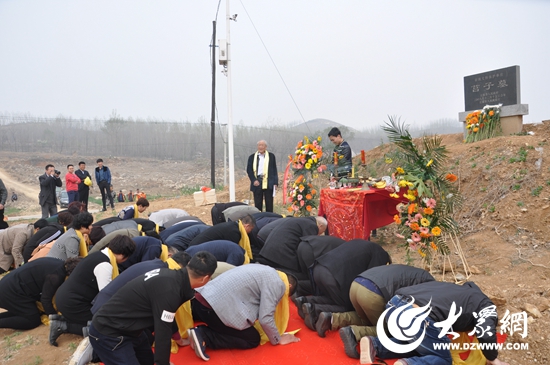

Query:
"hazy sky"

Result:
[[1, 0, 548, 130]]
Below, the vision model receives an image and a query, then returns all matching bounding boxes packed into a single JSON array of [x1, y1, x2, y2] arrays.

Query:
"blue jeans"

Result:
[[67, 190, 80, 204], [88, 324, 154, 365], [371, 295, 452, 365]]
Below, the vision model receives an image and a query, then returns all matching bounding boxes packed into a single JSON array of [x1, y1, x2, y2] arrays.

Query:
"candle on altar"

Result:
[[334, 152, 338, 165], [361, 150, 366, 164], [351, 167, 355, 178]]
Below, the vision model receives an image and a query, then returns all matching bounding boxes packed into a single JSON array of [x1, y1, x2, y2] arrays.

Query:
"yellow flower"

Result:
[[385, 157, 393, 164], [398, 180, 409, 188], [305, 163, 312, 169], [421, 218, 430, 227], [339, 155, 343, 159], [317, 136, 322, 141], [389, 193, 399, 198], [396, 167, 405, 174], [404, 194, 416, 202], [417, 249, 426, 258], [431, 226, 441, 236], [426, 159, 433, 167], [304, 136, 309, 144], [312, 148, 318, 154], [307, 159, 313, 164]]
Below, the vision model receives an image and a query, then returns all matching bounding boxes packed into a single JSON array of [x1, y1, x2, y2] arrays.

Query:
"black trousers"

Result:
[[191, 299, 260, 350], [0, 208, 8, 229], [98, 181, 114, 209], [78, 187, 90, 211], [307, 265, 348, 318], [253, 187, 274, 212]]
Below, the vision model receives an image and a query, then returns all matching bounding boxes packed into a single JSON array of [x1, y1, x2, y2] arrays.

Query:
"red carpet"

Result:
[[169, 299, 396, 365]]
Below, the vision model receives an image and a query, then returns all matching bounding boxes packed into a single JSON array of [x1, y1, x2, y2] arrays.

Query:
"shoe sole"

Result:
[[360, 336, 375, 364], [339, 328, 359, 359], [69, 337, 93, 365], [316, 312, 331, 338], [302, 304, 316, 331], [188, 329, 210, 361]]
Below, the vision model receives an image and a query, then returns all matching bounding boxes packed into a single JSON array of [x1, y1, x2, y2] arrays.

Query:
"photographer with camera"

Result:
[[39, 164, 63, 218]]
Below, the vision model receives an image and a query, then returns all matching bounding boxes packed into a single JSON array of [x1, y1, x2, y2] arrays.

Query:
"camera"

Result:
[[54, 170, 61, 175]]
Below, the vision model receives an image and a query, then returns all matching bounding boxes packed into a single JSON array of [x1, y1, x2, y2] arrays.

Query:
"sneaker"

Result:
[[188, 327, 210, 361], [49, 315, 68, 347], [68, 337, 93, 365], [339, 327, 359, 359], [359, 336, 376, 364], [101, 208, 107, 212]]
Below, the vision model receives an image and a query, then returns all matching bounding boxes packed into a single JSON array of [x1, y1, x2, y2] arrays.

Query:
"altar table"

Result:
[[318, 187, 406, 241]]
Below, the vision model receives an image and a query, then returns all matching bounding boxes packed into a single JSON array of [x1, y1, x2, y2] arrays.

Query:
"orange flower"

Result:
[[393, 214, 401, 224], [311, 189, 317, 195], [423, 207, 434, 215], [420, 232, 432, 238], [306, 205, 312, 212], [296, 175, 304, 184], [431, 226, 441, 236], [473, 127, 479, 132], [445, 173, 458, 182], [489, 110, 494, 116], [409, 222, 420, 231], [308, 183, 313, 188], [297, 141, 303, 148], [407, 203, 417, 215], [287, 206, 293, 212], [430, 242, 437, 250], [306, 194, 312, 200]]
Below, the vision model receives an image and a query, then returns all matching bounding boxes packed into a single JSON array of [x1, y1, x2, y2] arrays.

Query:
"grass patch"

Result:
[[512, 184, 521, 191], [68, 342, 77, 352], [24, 356, 43, 365], [4, 206, 23, 215], [517, 201, 524, 207], [531, 186, 543, 197], [509, 147, 528, 163]]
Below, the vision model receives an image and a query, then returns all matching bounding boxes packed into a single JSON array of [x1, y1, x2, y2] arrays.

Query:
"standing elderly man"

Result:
[[0, 178, 8, 229], [95, 159, 115, 212], [247, 140, 278, 212], [39, 164, 63, 218]]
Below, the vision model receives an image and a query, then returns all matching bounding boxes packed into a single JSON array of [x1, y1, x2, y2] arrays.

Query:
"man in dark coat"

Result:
[[257, 216, 327, 275], [0, 257, 79, 330], [246, 140, 278, 212], [295, 235, 346, 296], [38, 164, 63, 218], [361, 281, 510, 365], [75, 161, 92, 211], [159, 219, 203, 240], [299, 239, 391, 332], [249, 212, 282, 258]]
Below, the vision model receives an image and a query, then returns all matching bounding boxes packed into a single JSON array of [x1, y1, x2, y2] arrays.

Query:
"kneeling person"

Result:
[[89, 251, 217, 365]]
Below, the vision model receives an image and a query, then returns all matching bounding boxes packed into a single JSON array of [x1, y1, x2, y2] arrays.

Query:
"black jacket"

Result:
[[396, 281, 498, 361], [75, 168, 92, 191], [38, 173, 62, 206], [358, 264, 435, 301], [93, 268, 195, 365], [246, 151, 278, 191]]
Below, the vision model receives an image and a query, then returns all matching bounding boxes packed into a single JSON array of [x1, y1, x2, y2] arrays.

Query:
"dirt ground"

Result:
[[1, 122, 550, 364]]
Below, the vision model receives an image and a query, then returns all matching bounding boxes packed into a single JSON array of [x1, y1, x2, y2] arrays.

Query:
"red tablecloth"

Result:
[[318, 187, 406, 241]]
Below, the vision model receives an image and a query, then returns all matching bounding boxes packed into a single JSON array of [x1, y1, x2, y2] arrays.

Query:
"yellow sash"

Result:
[[159, 244, 169, 262], [450, 332, 487, 364], [107, 248, 119, 279], [75, 229, 88, 257], [253, 270, 290, 345], [253, 151, 270, 190], [133, 204, 139, 219], [165, 258, 194, 352], [237, 220, 253, 260]]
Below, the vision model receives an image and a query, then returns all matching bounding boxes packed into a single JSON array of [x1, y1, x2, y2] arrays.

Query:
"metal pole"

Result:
[[210, 21, 217, 188], [226, 0, 236, 201]]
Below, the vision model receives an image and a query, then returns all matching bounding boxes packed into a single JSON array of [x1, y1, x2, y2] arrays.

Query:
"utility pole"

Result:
[[210, 21, 217, 188], [226, 0, 236, 202]]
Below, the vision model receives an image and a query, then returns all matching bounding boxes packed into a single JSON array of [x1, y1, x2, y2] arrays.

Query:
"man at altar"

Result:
[[246, 140, 278, 212], [328, 127, 352, 176]]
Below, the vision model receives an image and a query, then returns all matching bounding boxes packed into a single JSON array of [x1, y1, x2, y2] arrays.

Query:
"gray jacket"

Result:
[[196, 264, 286, 345]]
